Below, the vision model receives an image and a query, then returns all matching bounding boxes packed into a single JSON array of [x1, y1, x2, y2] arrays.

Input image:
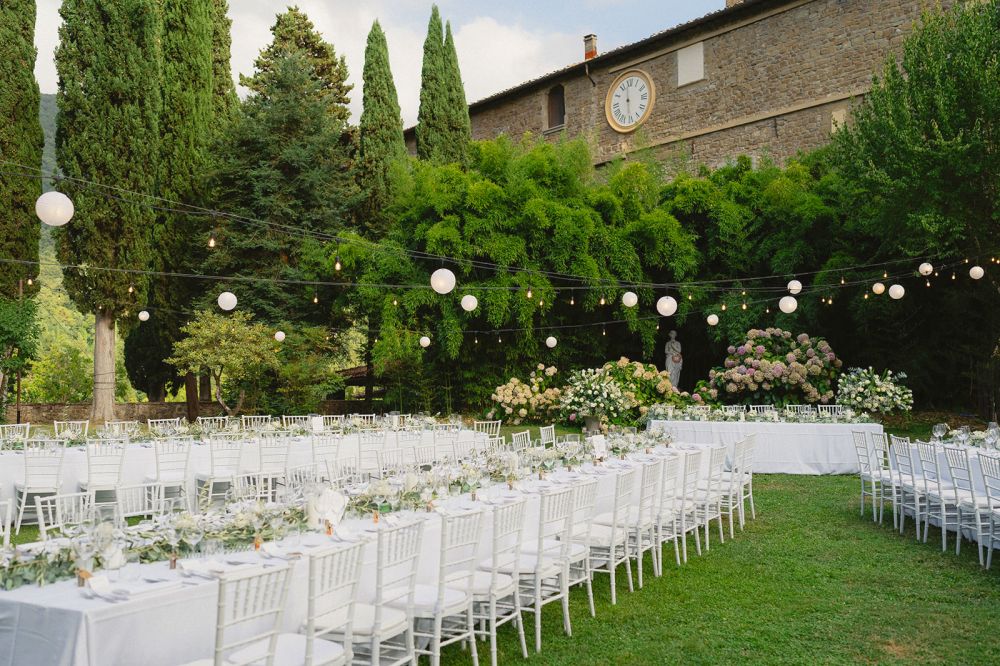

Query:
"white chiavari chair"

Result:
[[349, 520, 422, 666], [358, 429, 385, 475], [943, 446, 991, 566], [413, 445, 437, 468], [79, 439, 126, 516], [817, 404, 846, 417], [287, 463, 323, 497], [147, 418, 181, 437], [589, 468, 635, 604], [784, 404, 813, 417], [510, 431, 531, 452], [565, 479, 598, 616], [719, 405, 743, 416], [676, 449, 703, 563], [146, 438, 191, 509], [350, 414, 378, 429], [516, 486, 574, 653], [395, 429, 423, 464], [433, 426, 458, 462], [312, 435, 341, 477], [655, 454, 682, 566], [748, 405, 775, 416], [0, 423, 29, 445], [100, 420, 138, 440], [870, 432, 897, 526], [889, 435, 924, 537], [195, 415, 229, 434], [231, 543, 362, 666], [115, 483, 173, 524], [35, 490, 94, 540], [0, 500, 10, 547], [539, 425, 556, 448], [281, 415, 310, 429], [452, 437, 476, 462], [241, 415, 274, 431], [977, 454, 1000, 569], [695, 447, 727, 553], [395, 510, 482, 666], [321, 415, 346, 432], [14, 439, 65, 533], [686, 406, 711, 418], [718, 439, 745, 539], [327, 458, 361, 487], [180, 564, 293, 666], [486, 436, 507, 455], [258, 435, 291, 501], [916, 441, 960, 551], [195, 438, 243, 510], [54, 420, 89, 439], [473, 498, 528, 666], [853, 431, 878, 520], [377, 448, 407, 478], [473, 420, 501, 438]]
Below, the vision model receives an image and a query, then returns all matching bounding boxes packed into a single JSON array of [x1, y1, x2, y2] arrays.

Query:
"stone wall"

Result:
[[466, 0, 951, 169], [3, 399, 385, 425]]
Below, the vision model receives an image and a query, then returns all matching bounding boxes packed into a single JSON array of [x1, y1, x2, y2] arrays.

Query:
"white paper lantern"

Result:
[[419, 336, 431, 348], [888, 284, 905, 300], [706, 314, 719, 326], [35, 191, 74, 227], [656, 296, 678, 317], [430, 268, 456, 294], [460, 294, 478, 312], [622, 291, 638, 308], [274, 331, 285, 342], [872, 282, 885, 295], [786, 279, 802, 295], [217, 291, 237, 311], [778, 296, 798, 314], [918, 262, 934, 276], [137, 310, 150, 322], [545, 336, 557, 348], [970, 265, 985, 280]]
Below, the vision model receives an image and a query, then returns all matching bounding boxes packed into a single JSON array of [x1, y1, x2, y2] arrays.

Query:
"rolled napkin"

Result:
[[306, 488, 348, 531]]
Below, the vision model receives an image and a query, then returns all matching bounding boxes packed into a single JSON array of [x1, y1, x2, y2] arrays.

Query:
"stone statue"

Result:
[[664, 330, 682, 388]]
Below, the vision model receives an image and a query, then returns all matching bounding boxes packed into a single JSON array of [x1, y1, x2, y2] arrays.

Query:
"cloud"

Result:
[[32, 1, 581, 128]]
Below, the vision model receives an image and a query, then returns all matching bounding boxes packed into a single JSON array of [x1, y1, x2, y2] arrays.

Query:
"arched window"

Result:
[[547, 85, 565, 129]]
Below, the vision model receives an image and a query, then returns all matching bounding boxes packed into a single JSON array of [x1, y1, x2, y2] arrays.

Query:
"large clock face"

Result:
[[605, 70, 655, 133]]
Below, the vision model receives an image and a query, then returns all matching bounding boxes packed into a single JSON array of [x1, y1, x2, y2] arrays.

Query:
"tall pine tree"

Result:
[[359, 20, 405, 236], [416, 6, 470, 164], [211, 0, 238, 124], [442, 21, 471, 165], [56, 0, 161, 421], [241, 7, 352, 125], [125, 0, 214, 402], [0, 0, 43, 299]]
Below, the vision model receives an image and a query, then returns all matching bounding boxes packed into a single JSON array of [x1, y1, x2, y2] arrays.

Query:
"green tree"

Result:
[[0, 0, 43, 300], [441, 21, 471, 164], [208, 51, 359, 323], [126, 0, 214, 401], [167, 310, 279, 415], [210, 0, 238, 124], [359, 20, 406, 236], [240, 6, 352, 124], [55, 0, 162, 421], [416, 6, 448, 163], [246, 324, 345, 414], [0, 299, 39, 414]]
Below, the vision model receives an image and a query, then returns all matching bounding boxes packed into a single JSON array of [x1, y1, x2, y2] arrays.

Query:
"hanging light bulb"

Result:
[[656, 322, 660, 330], [498, 336, 502, 344], [392, 298, 398, 306], [952, 272, 956, 280], [883, 271, 888, 278], [128, 284, 134, 294], [599, 296, 606, 306], [864, 293, 869, 300], [741, 302, 747, 310], [741, 290, 746, 296], [828, 298, 833, 305], [687, 294, 693, 300], [526, 288, 532, 299], [474, 336, 478, 344], [766, 307, 771, 313], [538, 299, 544, 306], [313, 293, 319, 304], [26, 277, 33, 286], [925, 279, 931, 287], [820, 297, 826, 304], [208, 231, 216, 249], [721, 303, 727, 311], [570, 291, 575, 306], [334, 255, 342, 271], [840, 276, 845, 285], [602, 326, 607, 336]]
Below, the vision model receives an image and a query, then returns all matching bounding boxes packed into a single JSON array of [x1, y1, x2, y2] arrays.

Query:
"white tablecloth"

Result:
[[0, 431, 487, 505], [0, 448, 713, 666], [647, 419, 883, 475]]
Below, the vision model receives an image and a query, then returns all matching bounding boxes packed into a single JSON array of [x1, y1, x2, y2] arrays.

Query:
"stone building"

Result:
[[404, 0, 952, 168]]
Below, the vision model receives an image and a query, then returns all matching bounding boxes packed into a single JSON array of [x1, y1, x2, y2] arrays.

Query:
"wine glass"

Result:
[[183, 528, 204, 557], [932, 423, 948, 443], [956, 426, 970, 447]]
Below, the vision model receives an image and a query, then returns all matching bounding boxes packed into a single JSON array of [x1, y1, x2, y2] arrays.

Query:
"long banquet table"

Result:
[[0, 445, 716, 666], [647, 419, 883, 475], [0, 430, 488, 505]]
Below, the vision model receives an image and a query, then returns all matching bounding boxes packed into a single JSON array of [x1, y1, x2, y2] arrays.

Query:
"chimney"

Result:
[[725, 0, 745, 7], [584, 34, 598, 60]]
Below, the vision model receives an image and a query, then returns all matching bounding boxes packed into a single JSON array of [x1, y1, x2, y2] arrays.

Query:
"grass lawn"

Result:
[[442, 474, 1000, 665]]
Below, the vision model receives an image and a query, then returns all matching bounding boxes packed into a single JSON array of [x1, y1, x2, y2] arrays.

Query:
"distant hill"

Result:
[[39, 94, 57, 184]]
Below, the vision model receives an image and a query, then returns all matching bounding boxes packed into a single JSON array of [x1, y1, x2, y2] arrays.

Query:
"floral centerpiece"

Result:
[[603, 357, 688, 420], [559, 368, 636, 430], [696, 328, 841, 406], [489, 364, 561, 425], [836, 367, 913, 416]]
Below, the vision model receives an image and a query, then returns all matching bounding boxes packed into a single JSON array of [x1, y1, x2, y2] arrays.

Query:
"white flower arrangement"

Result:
[[837, 367, 913, 415]]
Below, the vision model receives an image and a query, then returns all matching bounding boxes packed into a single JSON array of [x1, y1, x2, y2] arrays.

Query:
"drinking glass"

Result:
[[957, 426, 970, 447], [183, 528, 204, 556], [932, 423, 948, 442]]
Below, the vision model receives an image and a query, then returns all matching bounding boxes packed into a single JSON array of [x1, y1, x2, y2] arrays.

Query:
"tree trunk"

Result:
[[147, 382, 166, 402], [185, 372, 199, 422], [91, 311, 116, 423], [199, 372, 211, 403]]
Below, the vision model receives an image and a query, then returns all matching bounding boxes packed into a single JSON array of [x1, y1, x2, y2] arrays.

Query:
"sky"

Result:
[[33, 1, 725, 127]]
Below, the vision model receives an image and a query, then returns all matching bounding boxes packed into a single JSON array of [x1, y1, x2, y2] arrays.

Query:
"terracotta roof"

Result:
[[404, 0, 784, 134]]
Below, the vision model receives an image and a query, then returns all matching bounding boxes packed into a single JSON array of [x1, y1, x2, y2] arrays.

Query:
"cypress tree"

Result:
[[124, 0, 214, 402], [55, 0, 161, 421], [359, 20, 405, 236], [241, 7, 352, 125], [0, 0, 43, 299], [211, 0, 238, 124], [415, 5, 448, 162], [442, 21, 471, 164]]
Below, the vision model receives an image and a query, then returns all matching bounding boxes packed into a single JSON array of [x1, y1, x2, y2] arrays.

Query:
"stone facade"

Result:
[[406, 0, 952, 168]]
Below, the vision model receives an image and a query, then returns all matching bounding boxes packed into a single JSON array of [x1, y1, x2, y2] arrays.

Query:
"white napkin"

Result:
[[307, 489, 348, 530]]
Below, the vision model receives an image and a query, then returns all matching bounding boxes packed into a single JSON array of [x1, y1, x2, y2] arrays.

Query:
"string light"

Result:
[[741, 290, 746, 296], [721, 303, 727, 311], [602, 326, 607, 336], [538, 299, 544, 306], [883, 271, 888, 278], [569, 290, 575, 306], [474, 336, 478, 344], [526, 288, 532, 299], [952, 273, 956, 280], [599, 296, 606, 306], [208, 231, 216, 249], [128, 284, 134, 294], [840, 276, 845, 285], [687, 294, 693, 300], [821, 297, 826, 304], [925, 279, 931, 287], [765, 307, 770, 313], [334, 255, 342, 272], [26, 277, 33, 286], [741, 302, 747, 310], [313, 293, 318, 304], [864, 293, 869, 300], [392, 298, 398, 306]]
